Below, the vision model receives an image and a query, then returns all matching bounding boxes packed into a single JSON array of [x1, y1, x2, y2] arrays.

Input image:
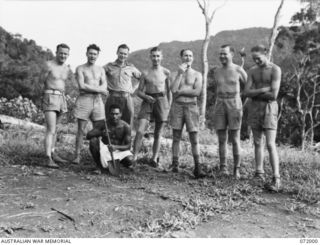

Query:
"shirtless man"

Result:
[[244, 45, 281, 191], [86, 104, 133, 172], [212, 44, 247, 179], [132, 47, 172, 167], [169, 49, 205, 178], [73, 44, 108, 165], [41, 43, 72, 168]]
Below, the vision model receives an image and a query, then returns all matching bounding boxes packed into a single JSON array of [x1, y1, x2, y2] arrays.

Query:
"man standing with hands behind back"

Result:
[[104, 44, 141, 126]]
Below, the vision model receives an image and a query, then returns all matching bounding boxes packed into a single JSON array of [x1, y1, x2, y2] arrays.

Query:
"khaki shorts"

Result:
[[42, 93, 67, 114], [105, 93, 133, 125], [138, 94, 170, 122], [213, 96, 243, 130], [169, 101, 199, 132], [74, 94, 105, 121], [248, 100, 278, 130]]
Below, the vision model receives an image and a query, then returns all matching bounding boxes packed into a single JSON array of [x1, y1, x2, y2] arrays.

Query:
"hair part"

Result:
[[109, 104, 122, 113], [56, 43, 70, 52], [251, 45, 268, 54], [87, 44, 100, 53], [221, 44, 235, 53], [117, 44, 130, 52]]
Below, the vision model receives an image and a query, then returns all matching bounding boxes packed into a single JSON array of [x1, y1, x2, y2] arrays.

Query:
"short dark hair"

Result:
[[56, 43, 70, 52], [221, 44, 235, 53], [87, 44, 100, 53], [117, 44, 130, 52], [180, 49, 192, 57], [251, 45, 268, 54], [109, 104, 121, 113], [150, 46, 162, 54]]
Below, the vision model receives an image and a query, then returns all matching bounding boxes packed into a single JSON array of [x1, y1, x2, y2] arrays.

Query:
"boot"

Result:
[[233, 166, 241, 180], [219, 164, 229, 175], [265, 177, 281, 192], [168, 160, 179, 173], [193, 162, 205, 179]]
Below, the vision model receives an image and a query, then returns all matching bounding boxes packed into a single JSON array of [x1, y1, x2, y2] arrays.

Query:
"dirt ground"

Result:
[[0, 152, 320, 238]]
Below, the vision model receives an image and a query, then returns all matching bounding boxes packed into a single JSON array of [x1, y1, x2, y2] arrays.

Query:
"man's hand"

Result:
[[108, 144, 116, 152], [260, 86, 271, 93], [100, 89, 109, 96], [144, 95, 156, 104], [178, 63, 189, 75]]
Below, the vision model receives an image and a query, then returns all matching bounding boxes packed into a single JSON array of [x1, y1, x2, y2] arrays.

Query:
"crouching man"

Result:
[[86, 104, 133, 172]]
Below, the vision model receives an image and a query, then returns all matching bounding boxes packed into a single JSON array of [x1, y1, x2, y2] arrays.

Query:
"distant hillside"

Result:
[[128, 27, 291, 72]]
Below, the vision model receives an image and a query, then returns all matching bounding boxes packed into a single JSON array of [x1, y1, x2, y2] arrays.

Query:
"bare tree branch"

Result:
[[209, 0, 228, 22]]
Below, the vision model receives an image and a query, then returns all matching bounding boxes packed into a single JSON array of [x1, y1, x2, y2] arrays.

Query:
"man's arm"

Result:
[[177, 72, 202, 97], [238, 66, 248, 86], [39, 62, 50, 85], [165, 71, 172, 105], [76, 66, 107, 94], [244, 68, 271, 98], [257, 65, 281, 100]]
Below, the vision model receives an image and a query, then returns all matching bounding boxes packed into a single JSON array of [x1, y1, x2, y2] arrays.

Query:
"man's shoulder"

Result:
[[119, 120, 131, 130], [162, 67, 171, 76]]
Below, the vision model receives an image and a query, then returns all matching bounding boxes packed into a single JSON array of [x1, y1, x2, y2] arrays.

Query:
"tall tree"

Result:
[[197, 0, 227, 126]]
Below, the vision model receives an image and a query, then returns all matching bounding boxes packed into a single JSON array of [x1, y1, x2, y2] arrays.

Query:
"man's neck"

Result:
[[222, 61, 233, 68], [152, 64, 161, 70], [116, 59, 126, 66], [86, 62, 95, 67], [55, 59, 64, 66]]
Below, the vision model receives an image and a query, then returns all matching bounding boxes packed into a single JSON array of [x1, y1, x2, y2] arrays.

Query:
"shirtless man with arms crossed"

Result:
[[41, 43, 72, 168], [212, 44, 247, 179], [169, 49, 205, 178], [73, 44, 107, 165], [244, 45, 281, 191], [132, 47, 172, 167]]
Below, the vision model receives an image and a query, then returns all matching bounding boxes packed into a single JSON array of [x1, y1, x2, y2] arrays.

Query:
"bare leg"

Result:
[[189, 131, 205, 178], [230, 129, 241, 179], [44, 111, 59, 168], [265, 129, 280, 177], [252, 128, 264, 174], [132, 118, 148, 161], [151, 121, 165, 162], [73, 119, 88, 164], [217, 129, 228, 174], [170, 129, 182, 172]]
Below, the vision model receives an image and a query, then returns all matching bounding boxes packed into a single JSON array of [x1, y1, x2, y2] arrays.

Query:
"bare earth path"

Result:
[[0, 156, 319, 238]]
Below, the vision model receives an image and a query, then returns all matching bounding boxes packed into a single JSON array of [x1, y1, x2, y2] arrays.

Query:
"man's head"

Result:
[[86, 44, 100, 65], [108, 104, 122, 124], [251, 45, 268, 67], [219, 44, 234, 66], [180, 49, 193, 66], [56, 43, 70, 65], [150, 47, 162, 67], [117, 44, 130, 63]]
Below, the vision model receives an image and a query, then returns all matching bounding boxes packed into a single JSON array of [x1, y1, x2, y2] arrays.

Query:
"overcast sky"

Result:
[[0, 0, 303, 69]]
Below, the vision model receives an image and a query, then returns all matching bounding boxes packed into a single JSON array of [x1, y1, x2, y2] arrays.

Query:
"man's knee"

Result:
[[189, 132, 199, 145], [89, 137, 100, 153], [253, 137, 263, 148], [172, 130, 182, 143], [121, 155, 133, 167], [266, 141, 276, 151]]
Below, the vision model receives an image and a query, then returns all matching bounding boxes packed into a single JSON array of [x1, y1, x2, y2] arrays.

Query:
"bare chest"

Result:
[[252, 68, 273, 87]]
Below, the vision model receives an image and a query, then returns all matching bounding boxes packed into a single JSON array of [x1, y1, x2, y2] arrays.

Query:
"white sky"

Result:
[[0, 0, 302, 69]]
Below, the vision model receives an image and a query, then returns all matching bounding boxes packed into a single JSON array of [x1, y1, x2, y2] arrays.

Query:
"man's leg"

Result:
[[252, 128, 265, 179], [50, 114, 68, 163], [151, 121, 165, 163], [170, 129, 182, 172], [230, 129, 241, 179], [127, 96, 135, 127], [73, 119, 88, 164], [189, 131, 205, 178], [44, 111, 59, 168], [132, 118, 148, 161], [265, 129, 281, 190], [217, 129, 228, 174], [120, 155, 134, 168], [89, 137, 103, 170]]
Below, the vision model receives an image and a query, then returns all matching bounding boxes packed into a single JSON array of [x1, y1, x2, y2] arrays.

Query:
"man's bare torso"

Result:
[[251, 63, 275, 89], [78, 64, 104, 92], [144, 67, 169, 94], [176, 69, 199, 103], [214, 64, 242, 96], [44, 60, 70, 92]]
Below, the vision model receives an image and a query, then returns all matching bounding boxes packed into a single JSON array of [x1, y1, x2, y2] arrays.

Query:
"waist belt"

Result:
[[252, 97, 276, 102], [174, 100, 197, 106], [109, 90, 130, 97], [217, 93, 239, 99], [146, 92, 165, 98], [44, 89, 64, 95]]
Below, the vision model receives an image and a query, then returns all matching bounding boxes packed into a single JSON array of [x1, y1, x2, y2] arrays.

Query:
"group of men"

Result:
[[41, 42, 281, 191]]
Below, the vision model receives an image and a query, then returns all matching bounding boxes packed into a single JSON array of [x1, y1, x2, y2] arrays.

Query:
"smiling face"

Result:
[[181, 49, 193, 66], [86, 48, 99, 65], [219, 46, 233, 66], [150, 50, 162, 67], [251, 51, 268, 67], [56, 47, 69, 65], [117, 48, 129, 63]]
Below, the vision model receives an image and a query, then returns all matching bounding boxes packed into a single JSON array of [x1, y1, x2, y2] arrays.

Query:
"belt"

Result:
[[44, 89, 64, 95], [217, 93, 239, 99], [109, 90, 130, 97], [174, 100, 197, 105], [252, 97, 276, 102], [146, 92, 165, 98]]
